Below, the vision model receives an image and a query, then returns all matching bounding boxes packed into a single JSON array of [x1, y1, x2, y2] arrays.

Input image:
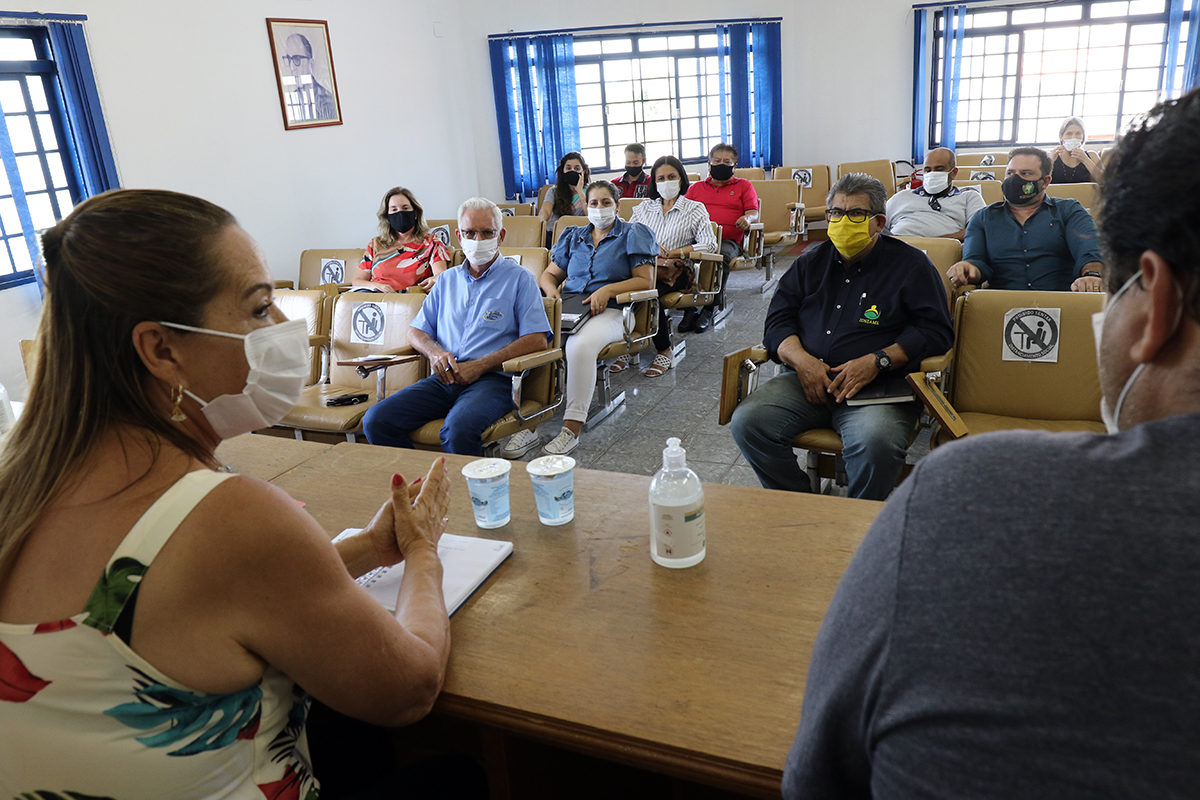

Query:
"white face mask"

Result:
[[1091, 271, 1183, 434], [657, 180, 680, 201], [461, 235, 500, 266], [1063, 138, 1083, 151], [587, 206, 617, 230], [161, 318, 309, 439], [922, 170, 950, 195]]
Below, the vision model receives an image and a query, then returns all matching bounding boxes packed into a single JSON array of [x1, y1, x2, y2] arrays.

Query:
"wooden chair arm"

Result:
[[906, 372, 968, 440], [502, 348, 562, 373], [615, 289, 659, 304], [307, 334, 329, 348], [719, 346, 771, 426]]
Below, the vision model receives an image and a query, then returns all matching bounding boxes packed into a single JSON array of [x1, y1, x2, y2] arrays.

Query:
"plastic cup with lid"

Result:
[[461, 458, 512, 529], [525, 455, 576, 526]]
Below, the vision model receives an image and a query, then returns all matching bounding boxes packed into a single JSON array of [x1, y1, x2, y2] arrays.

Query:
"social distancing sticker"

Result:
[[320, 258, 345, 284], [791, 168, 813, 188], [1002, 307, 1060, 362], [351, 302, 385, 344]]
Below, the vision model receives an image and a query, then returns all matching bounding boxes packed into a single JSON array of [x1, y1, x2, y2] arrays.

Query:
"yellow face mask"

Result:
[[827, 216, 875, 259]]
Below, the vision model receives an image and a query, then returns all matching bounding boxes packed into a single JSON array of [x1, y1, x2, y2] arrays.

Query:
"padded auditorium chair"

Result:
[[407, 297, 565, 455], [733, 167, 765, 181], [773, 165, 831, 226], [955, 151, 1009, 167], [273, 288, 333, 386], [297, 248, 364, 290], [273, 293, 426, 442], [731, 180, 802, 290], [907, 289, 1105, 448], [550, 216, 590, 248], [896, 236, 964, 315], [952, 179, 1003, 205], [618, 197, 648, 221], [496, 202, 534, 216], [659, 222, 725, 364], [1047, 182, 1100, 213], [837, 159, 898, 198], [498, 216, 546, 249]]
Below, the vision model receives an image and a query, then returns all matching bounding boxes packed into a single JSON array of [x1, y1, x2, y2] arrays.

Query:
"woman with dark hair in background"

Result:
[[0, 189, 486, 799], [353, 185, 450, 293], [537, 151, 591, 237]]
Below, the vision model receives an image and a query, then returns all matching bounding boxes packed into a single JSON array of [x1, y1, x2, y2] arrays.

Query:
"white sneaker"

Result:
[[542, 428, 579, 455], [499, 428, 540, 459]]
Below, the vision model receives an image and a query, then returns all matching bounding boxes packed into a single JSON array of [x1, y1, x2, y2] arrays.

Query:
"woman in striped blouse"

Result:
[[353, 186, 450, 293], [623, 155, 718, 376]]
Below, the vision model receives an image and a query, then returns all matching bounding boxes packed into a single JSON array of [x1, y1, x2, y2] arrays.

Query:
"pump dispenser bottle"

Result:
[[648, 437, 706, 568]]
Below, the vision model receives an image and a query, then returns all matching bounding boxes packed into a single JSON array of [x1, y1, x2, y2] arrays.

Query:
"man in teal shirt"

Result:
[[946, 147, 1103, 292]]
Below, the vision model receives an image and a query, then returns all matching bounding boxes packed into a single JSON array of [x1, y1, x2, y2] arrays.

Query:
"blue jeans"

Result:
[[729, 369, 921, 500], [362, 372, 514, 456]]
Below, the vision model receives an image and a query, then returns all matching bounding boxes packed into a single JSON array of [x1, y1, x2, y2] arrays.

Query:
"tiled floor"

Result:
[[510, 265, 795, 489]]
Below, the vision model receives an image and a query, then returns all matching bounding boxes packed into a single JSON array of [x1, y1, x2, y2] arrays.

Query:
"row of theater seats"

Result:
[[718, 237, 1104, 491]]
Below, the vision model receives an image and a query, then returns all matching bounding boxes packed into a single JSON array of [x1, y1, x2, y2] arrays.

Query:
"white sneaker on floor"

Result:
[[542, 428, 579, 455], [499, 428, 540, 459]]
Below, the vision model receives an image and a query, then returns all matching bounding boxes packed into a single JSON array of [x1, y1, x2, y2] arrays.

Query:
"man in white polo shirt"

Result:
[[885, 147, 985, 241]]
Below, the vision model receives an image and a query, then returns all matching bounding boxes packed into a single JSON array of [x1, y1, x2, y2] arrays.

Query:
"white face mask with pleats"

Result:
[[161, 318, 309, 439], [656, 180, 681, 201], [587, 206, 617, 229], [1091, 271, 1183, 434]]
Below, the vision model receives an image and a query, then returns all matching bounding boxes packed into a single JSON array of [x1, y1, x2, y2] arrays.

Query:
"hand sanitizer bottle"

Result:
[[0, 382, 14, 440], [649, 437, 706, 568]]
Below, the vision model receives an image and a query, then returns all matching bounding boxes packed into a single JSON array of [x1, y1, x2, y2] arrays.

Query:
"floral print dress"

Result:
[[0, 470, 318, 800]]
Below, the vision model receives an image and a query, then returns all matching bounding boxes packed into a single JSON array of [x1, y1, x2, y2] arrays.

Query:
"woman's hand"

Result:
[[418, 275, 437, 291], [362, 458, 450, 566], [584, 285, 613, 315], [373, 281, 398, 293]]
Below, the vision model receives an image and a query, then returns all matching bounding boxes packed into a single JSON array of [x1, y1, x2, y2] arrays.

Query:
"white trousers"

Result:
[[563, 308, 625, 423]]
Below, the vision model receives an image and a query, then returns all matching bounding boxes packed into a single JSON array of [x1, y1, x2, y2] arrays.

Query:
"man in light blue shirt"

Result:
[[363, 198, 551, 455]]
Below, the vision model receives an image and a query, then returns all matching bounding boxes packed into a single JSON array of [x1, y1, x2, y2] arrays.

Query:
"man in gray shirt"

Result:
[[784, 87, 1200, 799], [884, 148, 985, 241]]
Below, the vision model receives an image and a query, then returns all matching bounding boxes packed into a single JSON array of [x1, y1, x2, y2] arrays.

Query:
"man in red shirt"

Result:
[[612, 143, 651, 199], [683, 142, 760, 331]]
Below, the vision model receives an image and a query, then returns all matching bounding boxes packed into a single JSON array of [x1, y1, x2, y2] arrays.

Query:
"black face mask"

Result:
[[625, 165, 644, 178], [388, 210, 417, 234], [563, 171, 582, 187], [709, 163, 735, 181], [1002, 174, 1043, 206]]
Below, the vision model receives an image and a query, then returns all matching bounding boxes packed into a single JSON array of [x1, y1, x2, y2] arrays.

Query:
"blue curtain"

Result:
[[47, 22, 119, 196], [1186, 0, 1200, 93], [717, 22, 782, 169], [912, 9, 931, 162], [939, 5, 967, 149], [489, 34, 580, 201]]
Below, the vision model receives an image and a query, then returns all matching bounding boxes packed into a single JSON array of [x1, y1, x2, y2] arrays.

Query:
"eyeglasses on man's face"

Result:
[[460, 228, 499, 240], [282, 55, 311, 68], [709, 156, 736, 166], [826, 208, 874, 223]]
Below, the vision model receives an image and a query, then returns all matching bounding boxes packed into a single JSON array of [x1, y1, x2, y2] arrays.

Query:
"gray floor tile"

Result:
[[688, 459, 733, 484], [722, 464, 766, 489], [680, 432, 743, 465]]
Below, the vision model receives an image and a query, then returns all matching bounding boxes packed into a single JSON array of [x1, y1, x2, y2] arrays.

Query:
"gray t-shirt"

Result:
[[884, 186, 986, 238], [784, 413, 1200, 799]]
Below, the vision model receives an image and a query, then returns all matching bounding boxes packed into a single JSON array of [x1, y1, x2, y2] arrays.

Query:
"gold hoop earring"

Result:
[[170, 384, 188, 422]]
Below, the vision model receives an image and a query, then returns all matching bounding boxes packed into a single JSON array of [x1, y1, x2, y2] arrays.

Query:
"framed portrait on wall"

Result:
[[266, 18, 342, 130]]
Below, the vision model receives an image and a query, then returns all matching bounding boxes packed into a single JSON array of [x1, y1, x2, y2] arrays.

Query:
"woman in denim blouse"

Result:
[[511, 180, 655, 457]]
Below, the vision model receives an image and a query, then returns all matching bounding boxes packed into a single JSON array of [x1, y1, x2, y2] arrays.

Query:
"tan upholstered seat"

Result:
[[733, 167, 765, 181], [502, 216, 546, 249], [660, 222, 724, 314], [618, 197, 649, 221], [536, 184, 553, 212], [907, 289, 1106, 448], [408, 297, 565, 452], [773, 165, 831, 222], [837, 159, 898, 197], [298, 248, 365, 290], [496, 202, 534, 216], [895, 236, 964, 314], [550, 216, 590, 248], [953, 179, 1003, 205], [274, 293, 426, 440], [955, 151, 1010, 167], [1047, 182, 1100, 212], [273, 288, 332, 386]]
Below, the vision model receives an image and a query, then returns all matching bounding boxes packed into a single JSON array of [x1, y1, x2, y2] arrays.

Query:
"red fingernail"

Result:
[[412, 477, 422, 485], [392, 474, 403, 486]]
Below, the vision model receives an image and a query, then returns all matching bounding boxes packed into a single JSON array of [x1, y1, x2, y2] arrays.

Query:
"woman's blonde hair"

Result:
[[1060, 116, 1086, 140], [374, 186, 429, 249], [0, 189, 235, 582]]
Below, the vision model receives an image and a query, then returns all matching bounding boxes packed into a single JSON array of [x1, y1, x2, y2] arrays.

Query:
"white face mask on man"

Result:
[[922, 170, 950, 195], [1091, 271, 1184, 434], [461, 235, 500, 265], [161, 318, 309, 439]]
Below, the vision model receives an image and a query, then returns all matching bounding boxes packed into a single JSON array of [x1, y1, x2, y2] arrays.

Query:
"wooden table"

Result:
[[214, 433, 334, 481], [270, 442, 883, 798]]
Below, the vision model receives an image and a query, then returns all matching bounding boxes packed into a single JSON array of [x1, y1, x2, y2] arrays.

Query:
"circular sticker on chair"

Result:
[[1002, 307, 1060, 362], [320, 258, 345, 284], [429, 224, 451, 248], [351, 302, 385, 344]]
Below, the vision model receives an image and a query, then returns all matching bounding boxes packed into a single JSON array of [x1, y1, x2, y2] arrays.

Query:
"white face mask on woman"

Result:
[[657, 180, 681, 201], [587, 206, 617, 230], [1091, 271, 1183, 434], [161, 318, 309, 439]]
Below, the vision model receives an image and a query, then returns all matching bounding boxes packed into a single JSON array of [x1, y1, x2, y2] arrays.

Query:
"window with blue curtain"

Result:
[[0, 14, 117, 291], [489, 34, 582, 201], [913, 0, 1195, 155], [716, 21, 783, 169]]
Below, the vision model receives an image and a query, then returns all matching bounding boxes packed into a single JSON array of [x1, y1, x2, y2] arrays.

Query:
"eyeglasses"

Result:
[[709, 158, 736, 166], [826, 208, 874, 223], [460, 229, 499, 240], [281, 55, 311, 68]]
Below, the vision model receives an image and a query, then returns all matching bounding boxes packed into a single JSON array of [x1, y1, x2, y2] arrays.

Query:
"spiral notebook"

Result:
[[332, 530, 513, 615]]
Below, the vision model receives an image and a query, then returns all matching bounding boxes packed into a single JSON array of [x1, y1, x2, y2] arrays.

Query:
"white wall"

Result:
[[0, 0, 922, 399]]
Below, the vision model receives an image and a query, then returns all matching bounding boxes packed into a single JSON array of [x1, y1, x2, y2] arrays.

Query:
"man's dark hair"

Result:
[[624, 143, 646, 159], [1007, 146, 1053, 178], [709, 142, 738, 163], [1100, 88, 1200, 314], [646, 155, 691, 201]]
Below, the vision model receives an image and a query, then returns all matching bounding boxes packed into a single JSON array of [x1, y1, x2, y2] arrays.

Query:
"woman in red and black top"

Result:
[[353, 186, 450, 292]]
